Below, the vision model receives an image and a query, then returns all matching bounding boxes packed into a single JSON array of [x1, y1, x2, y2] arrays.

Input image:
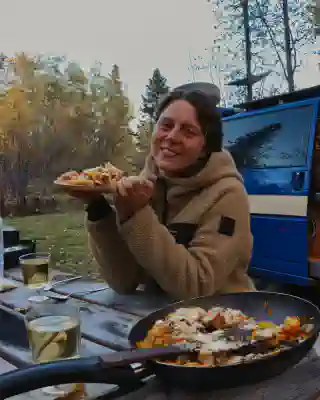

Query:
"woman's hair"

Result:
[[155, 89, 223, 152]]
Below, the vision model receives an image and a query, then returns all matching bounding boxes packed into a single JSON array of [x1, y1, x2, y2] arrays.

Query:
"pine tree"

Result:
[[141, 68, 169, 123]]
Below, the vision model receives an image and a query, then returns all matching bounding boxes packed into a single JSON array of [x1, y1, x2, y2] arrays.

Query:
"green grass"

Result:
[[5, 211, 101, 278]]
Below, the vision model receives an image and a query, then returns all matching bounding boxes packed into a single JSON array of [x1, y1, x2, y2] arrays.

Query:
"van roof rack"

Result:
[[236, 85, 320, 111], [216, 107, 240, 117]]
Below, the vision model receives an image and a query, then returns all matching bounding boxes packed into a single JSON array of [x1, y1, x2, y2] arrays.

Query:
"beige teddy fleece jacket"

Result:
[[86, 150, 255, 300]]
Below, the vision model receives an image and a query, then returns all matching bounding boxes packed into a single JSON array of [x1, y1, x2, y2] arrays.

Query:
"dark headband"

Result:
[[173, 82, 220, 105]]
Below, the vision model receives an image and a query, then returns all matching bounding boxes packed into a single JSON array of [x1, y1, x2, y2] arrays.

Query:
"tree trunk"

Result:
[[282, 0, 295, 92]]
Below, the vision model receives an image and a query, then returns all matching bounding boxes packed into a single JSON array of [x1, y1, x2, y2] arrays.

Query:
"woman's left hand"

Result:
[[114, 176, 155, 222]]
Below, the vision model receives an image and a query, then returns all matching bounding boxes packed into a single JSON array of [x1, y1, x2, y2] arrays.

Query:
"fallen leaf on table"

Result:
[[0, 278, 18, 292]]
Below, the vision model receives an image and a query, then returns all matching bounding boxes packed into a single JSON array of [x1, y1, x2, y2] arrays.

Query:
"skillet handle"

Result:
[[0, 356, 141, 399], [99, 345, 192, 367]]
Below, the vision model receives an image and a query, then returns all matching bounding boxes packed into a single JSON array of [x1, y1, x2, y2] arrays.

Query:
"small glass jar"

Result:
[[25, 302, 82, 396]]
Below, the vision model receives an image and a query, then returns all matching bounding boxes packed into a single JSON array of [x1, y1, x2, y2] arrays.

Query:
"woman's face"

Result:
[[151, 100, 206, 176]]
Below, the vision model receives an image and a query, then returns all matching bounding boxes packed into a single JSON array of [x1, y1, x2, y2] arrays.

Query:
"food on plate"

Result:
[[137, 306, 314, 367], [56, 163, 123, 188]]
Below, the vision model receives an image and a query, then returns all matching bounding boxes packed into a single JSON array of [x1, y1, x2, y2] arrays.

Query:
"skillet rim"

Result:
[[128, 291, 320, 370]]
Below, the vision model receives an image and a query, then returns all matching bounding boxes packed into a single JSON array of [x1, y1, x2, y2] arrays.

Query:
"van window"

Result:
[[222, 104, 314, 168]]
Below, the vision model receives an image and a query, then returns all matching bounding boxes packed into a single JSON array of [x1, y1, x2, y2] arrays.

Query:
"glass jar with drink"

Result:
[[25, 302, 83, 396], [19, 252, 50, 289], [19, 252, 53, 303]]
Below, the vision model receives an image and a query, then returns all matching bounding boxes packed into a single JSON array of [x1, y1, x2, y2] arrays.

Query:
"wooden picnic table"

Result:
[[1, 267, 320, 400]]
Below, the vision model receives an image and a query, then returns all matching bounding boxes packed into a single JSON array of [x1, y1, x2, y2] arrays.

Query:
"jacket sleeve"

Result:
[[86, 212, 143, 294], [119, 183, 253, 299]]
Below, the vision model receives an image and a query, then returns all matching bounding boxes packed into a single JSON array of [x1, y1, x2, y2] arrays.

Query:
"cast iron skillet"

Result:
[[128, 291, 320, 391], [0, 292, 319, 398]]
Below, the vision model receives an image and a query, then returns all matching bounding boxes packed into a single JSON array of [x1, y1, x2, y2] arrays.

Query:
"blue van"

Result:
[[218, 85, 320, 287]]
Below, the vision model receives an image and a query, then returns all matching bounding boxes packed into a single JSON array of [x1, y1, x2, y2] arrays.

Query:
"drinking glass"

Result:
[[19, 252, 50, 289], [25, 302, 81, 396]]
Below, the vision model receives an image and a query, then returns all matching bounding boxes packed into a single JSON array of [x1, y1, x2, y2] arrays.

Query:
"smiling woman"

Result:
[[152, 87, 222, 177], [68, 82, 256, 300]]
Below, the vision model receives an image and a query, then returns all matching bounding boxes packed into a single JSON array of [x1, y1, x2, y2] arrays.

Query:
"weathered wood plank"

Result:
[[78, 303, 139, 349], [2, 378, 115, 400], [0, 286, 140, 350], [84, 290, 173, 317], [50, 285, 171, 317], [0, 357, 16, 374], [5, 268, 172, 317]]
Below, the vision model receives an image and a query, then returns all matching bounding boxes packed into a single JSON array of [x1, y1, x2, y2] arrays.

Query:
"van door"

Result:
[[222, 99, 318, 286]]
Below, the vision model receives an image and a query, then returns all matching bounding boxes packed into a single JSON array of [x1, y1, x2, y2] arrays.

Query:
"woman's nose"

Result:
[[166, 126, 181, 141]]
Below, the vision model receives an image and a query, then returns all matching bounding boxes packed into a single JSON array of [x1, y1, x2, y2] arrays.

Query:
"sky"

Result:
[[0, 0, 319, 115], [0, 0, 213, 114]]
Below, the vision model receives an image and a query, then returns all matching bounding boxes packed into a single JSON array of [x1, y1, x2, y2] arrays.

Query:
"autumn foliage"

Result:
[[0, 53, 139, 215]]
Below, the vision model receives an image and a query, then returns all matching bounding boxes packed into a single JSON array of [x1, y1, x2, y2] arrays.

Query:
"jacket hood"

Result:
[[142, 149, 243, 195]]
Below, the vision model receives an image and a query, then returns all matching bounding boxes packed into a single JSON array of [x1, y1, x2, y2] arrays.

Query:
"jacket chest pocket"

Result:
[[168, 223, 198, 248]]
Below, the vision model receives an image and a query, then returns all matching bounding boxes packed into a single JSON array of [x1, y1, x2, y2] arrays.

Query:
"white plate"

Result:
[[54, 179, 117, 193]]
